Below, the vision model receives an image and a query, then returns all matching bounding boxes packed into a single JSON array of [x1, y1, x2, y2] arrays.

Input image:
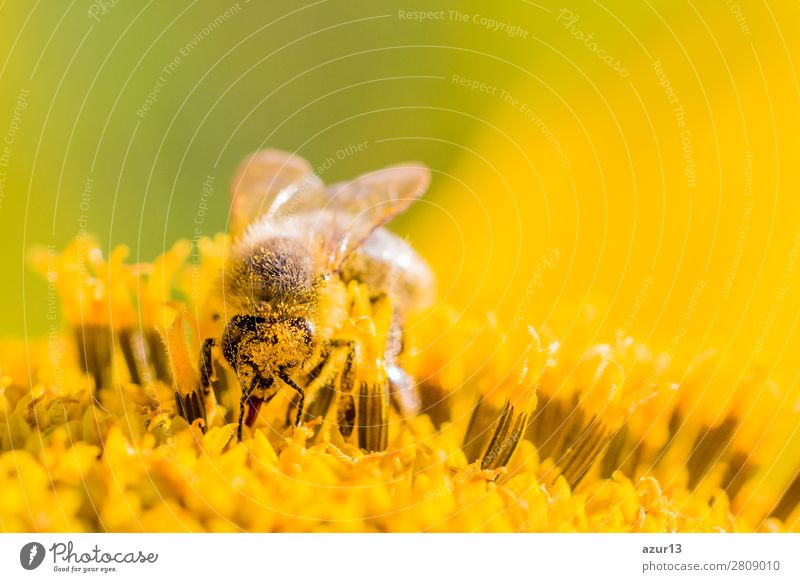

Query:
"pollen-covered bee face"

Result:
[[221, 314, 316, 376]]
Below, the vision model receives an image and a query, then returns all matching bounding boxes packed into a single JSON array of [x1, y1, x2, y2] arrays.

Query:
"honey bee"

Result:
[[175, 149, 435, 447]]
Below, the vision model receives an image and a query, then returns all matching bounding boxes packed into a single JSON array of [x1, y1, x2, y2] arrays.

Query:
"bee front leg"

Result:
[[278, 372, 305, 427], [285, 393, 301, 427], [286, 340, 356, 430], [237, 389, 249, 442]]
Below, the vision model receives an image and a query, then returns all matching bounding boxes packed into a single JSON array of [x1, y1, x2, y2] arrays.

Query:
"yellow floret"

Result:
[[0, 236, 796, 532]]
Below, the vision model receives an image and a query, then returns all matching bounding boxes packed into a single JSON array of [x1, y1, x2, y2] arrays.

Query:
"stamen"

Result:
[[686, 417, 738, 489], [770, 472, 800, 522], [357, 379, 389, 453]]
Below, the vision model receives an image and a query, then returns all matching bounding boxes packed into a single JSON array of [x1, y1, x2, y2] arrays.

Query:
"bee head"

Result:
[[222, 314, 316, 374]]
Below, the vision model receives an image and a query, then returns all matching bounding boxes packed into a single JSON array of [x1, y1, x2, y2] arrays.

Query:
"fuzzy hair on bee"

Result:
[[225, 235, 317, 317]]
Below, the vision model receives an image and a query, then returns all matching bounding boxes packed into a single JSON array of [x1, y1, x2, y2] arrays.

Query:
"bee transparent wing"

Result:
[[313, 163, 431, 271], [232, 152, 430, 274], [229, 149, 325, 236]]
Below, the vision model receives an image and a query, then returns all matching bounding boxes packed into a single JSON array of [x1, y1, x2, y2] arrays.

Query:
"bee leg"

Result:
[[327, 339, 356, 385], [283, 356, 329, 427], [325, 339, 357, 438], [237, 389, 250, 442], [199, 337, 216, 394], [278, 372, 305, 427], [337, 394, 356, 438], [284, 352, 329, 427], [303, 358, 336, 428], [285, 393, 300, 426]]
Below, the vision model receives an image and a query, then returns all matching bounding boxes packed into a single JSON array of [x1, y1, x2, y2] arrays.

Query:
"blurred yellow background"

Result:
[[419, 1, 800, 396], [1, 0, 798, 459]]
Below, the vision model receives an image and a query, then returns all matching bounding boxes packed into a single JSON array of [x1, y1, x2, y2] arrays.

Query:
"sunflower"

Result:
[[0, 234, 797, 533]]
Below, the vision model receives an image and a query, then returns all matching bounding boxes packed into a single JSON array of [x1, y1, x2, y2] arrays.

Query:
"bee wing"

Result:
[[232, 152, 430, 274], [312, 163, 431, 271], [229, 149, 325, 236]]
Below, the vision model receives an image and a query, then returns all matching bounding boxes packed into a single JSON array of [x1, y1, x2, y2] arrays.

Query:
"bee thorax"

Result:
[[226, 236, 317, 315]]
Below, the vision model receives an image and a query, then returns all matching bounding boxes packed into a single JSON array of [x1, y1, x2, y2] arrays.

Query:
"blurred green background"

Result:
[[1, 0, 560, 336]]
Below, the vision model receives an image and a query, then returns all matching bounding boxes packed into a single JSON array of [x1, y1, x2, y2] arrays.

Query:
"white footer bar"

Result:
[[1, 533, 798, 581]]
